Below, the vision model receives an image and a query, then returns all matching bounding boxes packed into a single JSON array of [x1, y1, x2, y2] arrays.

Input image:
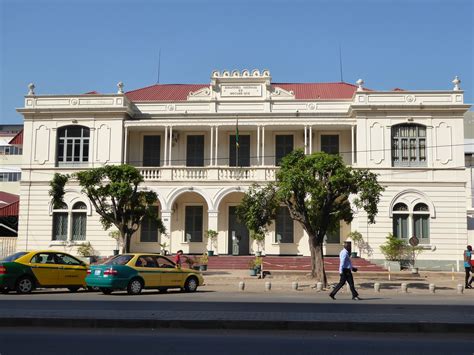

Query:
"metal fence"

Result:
[[0, 237, 17, 259]]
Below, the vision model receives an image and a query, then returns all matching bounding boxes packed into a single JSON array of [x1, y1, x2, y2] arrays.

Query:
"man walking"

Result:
[[329, 241, 360, 300]]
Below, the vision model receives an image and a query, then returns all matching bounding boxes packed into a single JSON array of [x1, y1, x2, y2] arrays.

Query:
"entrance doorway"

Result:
[[228, 206, 249, 255]]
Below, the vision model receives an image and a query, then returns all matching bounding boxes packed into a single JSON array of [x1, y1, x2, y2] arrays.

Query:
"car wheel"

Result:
[[100, 288, 113, 295], [184, 276, 198, 293], [15, 276, 34, 294], [68, 287, 80, 293], [127, 278, 143, 295]]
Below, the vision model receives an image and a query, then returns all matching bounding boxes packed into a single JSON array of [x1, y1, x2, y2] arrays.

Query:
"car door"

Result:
[[134, 255, 161, 288], [28, 252, 59, 286], [156, 256, 182, 287], [55, 253, 87, 286]]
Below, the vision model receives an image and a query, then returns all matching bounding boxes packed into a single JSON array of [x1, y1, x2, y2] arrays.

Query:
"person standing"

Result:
[[329, 241, 360, 300], [174, 250, 183, 268], [464, 245, 472, 289]]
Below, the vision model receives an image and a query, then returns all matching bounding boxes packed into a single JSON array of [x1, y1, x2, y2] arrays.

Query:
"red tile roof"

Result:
[[0, 192, 19, 217], [0, 192, 19, 207], [125, 82, 364, 101], [8, 130, 23, 145]]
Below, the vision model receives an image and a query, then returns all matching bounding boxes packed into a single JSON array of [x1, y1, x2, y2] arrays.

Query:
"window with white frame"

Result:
[[392, 124, 427, 167], [57, 126, 90, 164], [0, 172, 21, 182], [52, 201, 88, 242], [392, 202, 430, 242], [185, 205, 203, 242], [275, 206, 293, 243], [321, 135, 339, 155], [0, 146, 22, 155]]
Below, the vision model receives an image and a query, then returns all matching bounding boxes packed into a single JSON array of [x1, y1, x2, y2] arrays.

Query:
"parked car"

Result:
[[86, 253, 204, 295], [0, 250, 88, 294]]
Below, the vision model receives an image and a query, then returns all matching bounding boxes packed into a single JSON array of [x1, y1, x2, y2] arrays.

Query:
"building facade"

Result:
[[0, 125, 23, 195], [16, 71, 470, 269]]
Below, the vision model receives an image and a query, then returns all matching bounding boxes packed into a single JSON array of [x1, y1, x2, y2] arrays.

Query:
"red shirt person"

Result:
[[174, 250, 183, 267]]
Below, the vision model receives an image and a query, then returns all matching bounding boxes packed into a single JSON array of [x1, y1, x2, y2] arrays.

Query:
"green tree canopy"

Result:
[[237, 150, 384, 286], [49, 164, 164, 253]]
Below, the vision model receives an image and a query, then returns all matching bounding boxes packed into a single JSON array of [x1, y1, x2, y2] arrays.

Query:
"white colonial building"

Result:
[[16, 71, 470, 270]]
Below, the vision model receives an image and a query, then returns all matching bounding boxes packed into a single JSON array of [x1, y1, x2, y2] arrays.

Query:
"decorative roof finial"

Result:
[[28, 83, 35, 95], [356, 79, 364, 92], [452, 76, 461, 91], [117, 81, 124, 94]]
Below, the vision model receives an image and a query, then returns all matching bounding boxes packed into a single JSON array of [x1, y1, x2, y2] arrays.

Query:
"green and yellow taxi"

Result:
[[86, 253, 204, 295], [0, 250, 88, 294]]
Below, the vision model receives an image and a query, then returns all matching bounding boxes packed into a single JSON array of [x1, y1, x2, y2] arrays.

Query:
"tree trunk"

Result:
[[309, 239, 327, 287], [124, 232, 132, 253]]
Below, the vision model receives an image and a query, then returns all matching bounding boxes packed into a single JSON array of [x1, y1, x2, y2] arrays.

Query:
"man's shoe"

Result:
[[466, 285, 472, 289], [329, 294, 336, 300], [352, 296, 361, 300]]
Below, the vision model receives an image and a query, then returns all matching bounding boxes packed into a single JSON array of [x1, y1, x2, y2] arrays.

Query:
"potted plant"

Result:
[[185, 256, 199, 270], [379, 233, 407, 271], [108, 230, 122, 256], [205, 229, 218, 256], [405, 239, 424, 274], [76, 242, 97, 264], [250, 231, 265, 257], [198, 253, 208, 271], [159, 242, 169, 255], [248, 256, 262, 276], [347, 231, 364, 258]]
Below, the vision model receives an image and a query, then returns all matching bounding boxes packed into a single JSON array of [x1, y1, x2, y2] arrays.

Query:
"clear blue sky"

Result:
[[1, 0, 472, 124]]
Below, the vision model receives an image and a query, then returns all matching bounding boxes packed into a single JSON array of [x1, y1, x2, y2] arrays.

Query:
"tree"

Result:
[[49, 164, 165, 253], [237, 150, 384, 286]]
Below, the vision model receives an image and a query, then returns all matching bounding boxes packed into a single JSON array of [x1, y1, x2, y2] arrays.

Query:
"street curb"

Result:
[[0, 317, 469, 334]]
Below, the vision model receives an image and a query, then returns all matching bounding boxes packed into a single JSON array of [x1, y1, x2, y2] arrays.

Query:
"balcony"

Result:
[[138, 166, 278, 182]]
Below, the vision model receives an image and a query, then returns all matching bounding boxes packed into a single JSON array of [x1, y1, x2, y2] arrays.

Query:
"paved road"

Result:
[[0, 289, 473, 332], [0, 328, 472, 355]]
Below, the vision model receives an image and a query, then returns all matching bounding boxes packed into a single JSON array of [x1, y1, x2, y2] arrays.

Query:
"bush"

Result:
[[77, 242, 95, 257], [379, 234, 407, 261]]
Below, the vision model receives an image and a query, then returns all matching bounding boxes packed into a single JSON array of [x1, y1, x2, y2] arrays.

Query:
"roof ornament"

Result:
[[356, 79, 364, 92], [117, 81, 124, 94], [27, 83, 35, 95], [452, 76, 461, 91]]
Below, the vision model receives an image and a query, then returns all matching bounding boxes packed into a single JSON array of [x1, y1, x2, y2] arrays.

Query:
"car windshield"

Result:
[[103, 255, 133, 266], [1, 252, 28, 262]]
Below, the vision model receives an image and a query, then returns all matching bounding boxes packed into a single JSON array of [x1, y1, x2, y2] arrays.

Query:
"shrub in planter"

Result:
[[347, 231, 364, 258], [205, 229, 218, 256], [248, 256, 262, 275]]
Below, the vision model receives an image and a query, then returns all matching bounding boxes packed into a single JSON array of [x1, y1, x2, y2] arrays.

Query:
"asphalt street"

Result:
[[0, 328, 472, 355]]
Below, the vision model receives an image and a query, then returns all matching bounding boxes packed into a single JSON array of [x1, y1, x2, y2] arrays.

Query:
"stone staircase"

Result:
[[206, 255, 386, 272]]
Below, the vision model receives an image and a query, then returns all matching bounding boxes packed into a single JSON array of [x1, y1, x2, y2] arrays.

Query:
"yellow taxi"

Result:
[[86, 253, 204, 295], [0, 250, 88, 294]]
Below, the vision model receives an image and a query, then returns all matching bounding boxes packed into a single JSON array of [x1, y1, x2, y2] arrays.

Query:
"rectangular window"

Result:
[[392, 125, 427, 167], [143, 135, 161, 167], [71, 213, 87, 241], [185, 206, 203, 242], [275, 206, 294, 243], [186, 135, 205, 167], [321, 135, 339, 154], [326, 224, 340, 244], [393, 214, 409, 239], [52, 213, 68, 241], [414, 215, 429, 241], [140, 206, 159, 242], [229, 135, 250, 167], [275, 135, 294, 166]]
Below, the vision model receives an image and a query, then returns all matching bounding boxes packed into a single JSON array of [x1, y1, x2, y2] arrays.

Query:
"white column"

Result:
[[123, 126, 129, 164], [215, 126, 219, 166], [168, 125, 173, 166], [257, 126, 260, 165], [210, 125, 214, 167], [164, 126, 168, 167], [208, 210, 219, 254], [309, 126, 313, 154], [351, 125, 355, 165], [261, 126, 265, 166], [304, 126, 307, 154], [161, 210, 172, 253]]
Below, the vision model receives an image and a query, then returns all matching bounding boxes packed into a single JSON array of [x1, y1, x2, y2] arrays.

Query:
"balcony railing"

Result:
[[137, 166, 278, 182]]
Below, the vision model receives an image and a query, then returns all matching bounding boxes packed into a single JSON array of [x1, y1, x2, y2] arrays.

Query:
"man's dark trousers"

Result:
[[330, 268, 359, 298]]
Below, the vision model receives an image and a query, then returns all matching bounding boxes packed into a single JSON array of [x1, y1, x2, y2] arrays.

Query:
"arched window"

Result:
[[51, 201, 88, 242], [392, 203, 409, 239], [72, 202, 87, 241], [392, 124, 426, 167], [52, 203, 68, 241], [57, 126, 90, 164], [413, 203, 430, 242]]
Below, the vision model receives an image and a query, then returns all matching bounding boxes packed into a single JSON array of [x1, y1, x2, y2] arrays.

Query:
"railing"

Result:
[[0, 237, 17, 259], [137, 166, 278, 182]]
